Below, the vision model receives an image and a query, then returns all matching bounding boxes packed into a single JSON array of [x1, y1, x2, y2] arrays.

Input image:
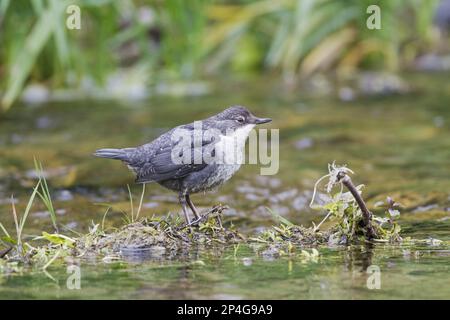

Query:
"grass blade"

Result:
[[0, 221, 11, 238], [135, 184, 146, 222], [34, 158, 58, 232], [127, 184, 134, 222], [19, 180, 41, 240], [266, 206, 294, 226], [11, 196, 20, 241]]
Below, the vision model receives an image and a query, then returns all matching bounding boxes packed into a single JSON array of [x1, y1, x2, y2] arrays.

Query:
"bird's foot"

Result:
[[178, 205, 227, 230]]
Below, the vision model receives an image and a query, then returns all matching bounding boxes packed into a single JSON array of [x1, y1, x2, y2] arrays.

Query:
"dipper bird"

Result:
[[94, 106, 271, 224]]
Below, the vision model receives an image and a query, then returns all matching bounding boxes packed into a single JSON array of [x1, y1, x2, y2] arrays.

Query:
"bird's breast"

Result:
[[201, 163, 241, 191]]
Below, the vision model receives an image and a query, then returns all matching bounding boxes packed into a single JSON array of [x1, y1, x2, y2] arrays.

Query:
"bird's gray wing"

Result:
[[131, 128, 217, 183]]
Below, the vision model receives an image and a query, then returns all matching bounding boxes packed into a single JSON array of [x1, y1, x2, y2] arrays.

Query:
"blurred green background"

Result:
[[0, 0, 448, 110]]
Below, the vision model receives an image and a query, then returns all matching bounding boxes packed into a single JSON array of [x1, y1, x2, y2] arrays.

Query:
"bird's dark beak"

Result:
[[253, 117, 272, 125]]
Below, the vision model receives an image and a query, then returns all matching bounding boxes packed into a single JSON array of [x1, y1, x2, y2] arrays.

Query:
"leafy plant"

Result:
[[309, 163, 402, 243], [0, 182, 41, 256], [0, 160, 59, 259]]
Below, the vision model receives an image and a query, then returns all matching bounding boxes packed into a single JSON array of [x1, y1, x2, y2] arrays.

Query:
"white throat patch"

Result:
[[215, 124, 255, 165]]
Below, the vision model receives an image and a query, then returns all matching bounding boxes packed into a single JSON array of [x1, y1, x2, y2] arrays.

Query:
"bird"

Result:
[[94, 106, 272, 225]]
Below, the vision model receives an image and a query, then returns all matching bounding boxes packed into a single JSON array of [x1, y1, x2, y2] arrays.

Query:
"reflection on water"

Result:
[[0, 244, 449, 299], [0, 73, 449, 299]]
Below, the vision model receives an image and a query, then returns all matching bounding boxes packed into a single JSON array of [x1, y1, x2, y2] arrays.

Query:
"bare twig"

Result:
[[0, 246, 12, 259], [336, 171, 377, 240]]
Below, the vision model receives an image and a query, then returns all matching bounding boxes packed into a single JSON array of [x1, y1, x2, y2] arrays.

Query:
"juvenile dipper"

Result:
[[94, 106, 271, 224]]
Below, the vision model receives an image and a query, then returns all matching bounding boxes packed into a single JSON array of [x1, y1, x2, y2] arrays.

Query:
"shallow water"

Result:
[[0, 72, 449, 299]]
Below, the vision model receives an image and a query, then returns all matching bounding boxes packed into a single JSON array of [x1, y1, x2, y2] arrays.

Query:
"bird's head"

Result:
[[212, 106, 272, 132]]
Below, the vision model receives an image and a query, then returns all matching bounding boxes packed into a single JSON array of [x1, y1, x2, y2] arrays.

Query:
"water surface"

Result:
[[0, 72, 449, 299]]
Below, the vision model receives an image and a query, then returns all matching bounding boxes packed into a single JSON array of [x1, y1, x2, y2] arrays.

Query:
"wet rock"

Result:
[[32, 211, 50, 218], [295, 190, 330, 210], [294, 137, 313, 150], [306, 74, 333, 96], [413, 204, 439, 213], [143, 202, 159, 208], [253, 204, 289, 218], [55, 190, 74, 202], [415, 54, 450, 72], [269, 189, 298, 203], [148, 194, 178, 203], [10, 134, 23, 144], [32, 208, 65, 218], [64, 221, 78, 229], [261, 246, 280, 260], [25, 166, 70, 179], [270, 205, 290, 216], [358, 72, 409, 96], [56, 209, 67, 215], [236, 183, 270, 197], [434, 0, 450, 31], [254, 176, 281, 189], [253, 205, 271, 218], [245, 193, 264, 202], [215, 195, 233, 203], [35, 116, 54, 129], [137, 6, 155, 26], [291, 194, 309, 211], [242, 257, 253, 266], [338, 87, 355, 102], [21, 84, 50, 105], [222, 207, 246, 217], [433, 116, 445, 128], [0, 197, 17, 205]]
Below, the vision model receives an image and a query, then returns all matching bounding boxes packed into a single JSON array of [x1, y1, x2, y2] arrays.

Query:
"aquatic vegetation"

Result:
[[0, 162, 446, 278], [251, 163, 404, 251], [0, 181, 41, 258], [33, 159, 58, 233], [0, 160, 65, 272], [0, 201, 243, 274]]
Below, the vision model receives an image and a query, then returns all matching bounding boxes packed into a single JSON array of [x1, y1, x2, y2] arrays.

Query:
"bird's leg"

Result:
[[179, 193, 191, 225], [186, 194, 201, 221]]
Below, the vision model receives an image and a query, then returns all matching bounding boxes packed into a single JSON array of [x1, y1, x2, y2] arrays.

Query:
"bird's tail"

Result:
[[93, 148, 132, 161]]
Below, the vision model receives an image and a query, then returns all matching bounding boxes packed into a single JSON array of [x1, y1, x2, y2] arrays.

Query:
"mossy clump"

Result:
[[71, 205, 244, 258]]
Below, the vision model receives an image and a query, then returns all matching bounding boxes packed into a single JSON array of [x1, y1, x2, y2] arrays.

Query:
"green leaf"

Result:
[[38, 232, 75, 247], [266, 207, 294, 226], [1, 236, 17, 245]]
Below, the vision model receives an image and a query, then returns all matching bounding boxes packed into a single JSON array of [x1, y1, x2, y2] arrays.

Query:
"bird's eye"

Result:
[[236, 116, 245, 123]]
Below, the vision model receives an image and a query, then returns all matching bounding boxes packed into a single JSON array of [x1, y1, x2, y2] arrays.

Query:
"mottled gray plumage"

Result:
[[94, 105, 271, 224]]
